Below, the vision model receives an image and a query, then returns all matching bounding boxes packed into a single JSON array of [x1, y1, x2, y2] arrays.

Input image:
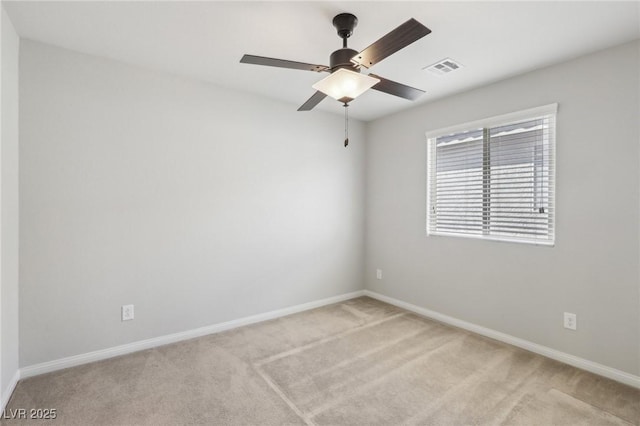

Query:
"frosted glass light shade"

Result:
[[312, 68, 380, 103]]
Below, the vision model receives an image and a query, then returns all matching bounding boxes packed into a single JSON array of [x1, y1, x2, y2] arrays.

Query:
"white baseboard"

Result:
[[20, 290, 365, 379], [363, 290, 640, 389], [18, 288, 640, 390], [1, 369, 20, 412]]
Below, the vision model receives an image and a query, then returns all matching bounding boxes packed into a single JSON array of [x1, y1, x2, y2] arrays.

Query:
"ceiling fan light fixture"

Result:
[[312, 68, 380, 103]]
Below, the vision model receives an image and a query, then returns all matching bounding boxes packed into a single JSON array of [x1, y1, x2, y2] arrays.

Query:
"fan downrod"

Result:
[[330, 13, 359, 72]]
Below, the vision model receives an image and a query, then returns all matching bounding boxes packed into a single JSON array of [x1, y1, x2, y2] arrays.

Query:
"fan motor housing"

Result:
[[330, 48, 360, 73]]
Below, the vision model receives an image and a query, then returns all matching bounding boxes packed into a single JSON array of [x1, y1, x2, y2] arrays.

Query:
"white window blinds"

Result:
[[427, 105, 556, 245]]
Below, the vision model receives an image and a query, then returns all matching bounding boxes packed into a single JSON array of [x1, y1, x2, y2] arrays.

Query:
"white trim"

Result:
[[426, 230, 555, 247], [363, 290, 640, 389], [1, 369, 20, 412], [425, 103, 558, 139], [20, 290, 365, 379]]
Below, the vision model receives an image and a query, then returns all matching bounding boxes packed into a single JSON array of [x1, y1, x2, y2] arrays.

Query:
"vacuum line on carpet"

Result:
[[306, 331, 463, 419], [254, 364, 316, 426], [253, 312, 407, 367]]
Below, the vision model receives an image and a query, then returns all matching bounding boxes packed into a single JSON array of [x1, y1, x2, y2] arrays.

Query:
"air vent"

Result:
[[424, 58, 463, 75]]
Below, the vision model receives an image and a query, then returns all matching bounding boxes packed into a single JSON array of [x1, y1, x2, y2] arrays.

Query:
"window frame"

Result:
[[426, 104, 557, 246]]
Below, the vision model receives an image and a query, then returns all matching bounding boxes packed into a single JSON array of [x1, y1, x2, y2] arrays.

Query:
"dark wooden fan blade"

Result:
[[240, 55, 329, 72], [369, 74, 425, 101], [351, 19, 431, 69], [297, 91, 327, 111]]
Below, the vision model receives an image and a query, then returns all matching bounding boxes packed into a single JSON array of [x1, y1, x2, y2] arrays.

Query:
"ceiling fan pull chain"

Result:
[[344, 103, 349, 147]]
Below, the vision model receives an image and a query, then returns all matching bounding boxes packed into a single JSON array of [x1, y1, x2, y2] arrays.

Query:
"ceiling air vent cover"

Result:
[[424, 58, 463, 75]]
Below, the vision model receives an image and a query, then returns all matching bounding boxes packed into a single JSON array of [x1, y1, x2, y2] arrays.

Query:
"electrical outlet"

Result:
[[122, 304, 134, 321], [376, 269, 383, 280], [563, 312, 576, 330]]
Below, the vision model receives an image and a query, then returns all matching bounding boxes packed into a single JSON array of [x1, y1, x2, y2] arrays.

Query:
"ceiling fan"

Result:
[[239, 13, 432, 112]]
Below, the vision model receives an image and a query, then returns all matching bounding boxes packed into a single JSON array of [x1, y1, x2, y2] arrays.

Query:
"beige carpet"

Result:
[[4, 297, 639, 425]]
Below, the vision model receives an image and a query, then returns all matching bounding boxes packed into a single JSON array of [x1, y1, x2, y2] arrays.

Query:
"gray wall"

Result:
[[15, 36, 640, 378], [1, 6, 20, 400], [365, 40, 640, 375], [19, 41, 365, 367]]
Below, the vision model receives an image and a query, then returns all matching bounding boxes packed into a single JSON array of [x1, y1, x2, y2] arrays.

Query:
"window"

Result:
[[427, 104, 556, 245]]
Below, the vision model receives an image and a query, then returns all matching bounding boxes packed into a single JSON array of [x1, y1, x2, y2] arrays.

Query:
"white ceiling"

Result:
[[4, 1, 640, 121]]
